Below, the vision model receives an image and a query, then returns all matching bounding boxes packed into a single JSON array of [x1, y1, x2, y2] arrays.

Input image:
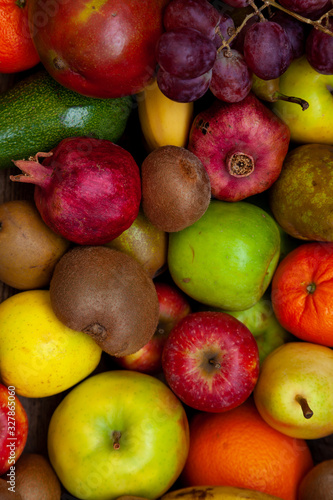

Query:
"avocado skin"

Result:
[[0, 70, 133, 169]]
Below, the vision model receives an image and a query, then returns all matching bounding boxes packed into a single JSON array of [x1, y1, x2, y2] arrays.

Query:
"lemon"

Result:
[[0, 290, 102, 397]]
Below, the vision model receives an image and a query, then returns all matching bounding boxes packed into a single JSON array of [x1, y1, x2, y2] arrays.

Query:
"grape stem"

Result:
[[216, 0, 333, 54], [262, 0, 333, 36], [217, 3, 268, 53]]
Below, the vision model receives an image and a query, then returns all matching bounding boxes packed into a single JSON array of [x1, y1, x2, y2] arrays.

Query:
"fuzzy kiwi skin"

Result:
[[141, 145, 211, 232], [13, 453, 61, 499], [49, 246, 160, 357], [298, 459, 333, 500], [0, 478, 22, 499]]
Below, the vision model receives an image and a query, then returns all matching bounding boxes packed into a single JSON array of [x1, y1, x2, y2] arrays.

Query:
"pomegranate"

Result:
[[10, 137, 141, 245], [188, 92, 290, 202]]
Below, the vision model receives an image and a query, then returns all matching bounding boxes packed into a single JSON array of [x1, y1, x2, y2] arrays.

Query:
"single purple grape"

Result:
[[213, 13, 236, 49], [278, 0, 328, 15], [163, 0, 221, 39], [306, 20, 333, 75], [218, 0, 249, 8], [243, 21, 293, 80], [156, 28, 217, 79], [232, 16, 259, 54], [307, 0, 332, 20], [210, 48, 253, 102], [157, 67, 212, 102], [271, 11, 306, 59]]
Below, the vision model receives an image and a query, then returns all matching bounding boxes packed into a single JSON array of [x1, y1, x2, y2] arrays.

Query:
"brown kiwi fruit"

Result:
[[298, 459, 333, 500], [0, 200, 70, 290], [0, 478, 22, 499], [49, 246, 160, 357], [141, 145, 211, 232], [14, 453, 61, 500]]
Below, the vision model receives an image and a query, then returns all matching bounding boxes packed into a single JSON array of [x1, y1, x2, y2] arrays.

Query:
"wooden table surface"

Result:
[[1, 71, 333, 471]]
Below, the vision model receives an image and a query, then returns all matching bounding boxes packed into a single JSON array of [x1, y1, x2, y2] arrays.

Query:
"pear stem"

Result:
[[273, 92, 309, 111], [295, 395, 313, 419]]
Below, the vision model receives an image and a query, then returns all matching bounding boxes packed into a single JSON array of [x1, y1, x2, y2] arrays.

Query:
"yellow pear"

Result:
[[0, 289, 102, 397]]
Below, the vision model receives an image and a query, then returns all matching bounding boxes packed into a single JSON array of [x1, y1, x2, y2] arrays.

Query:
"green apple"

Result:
[[47, 370, 190, 500], [168, 200, 280, 311], [271, 56, 333, 145], [253, 342, 333, 440], [222, 296, 293, 364]]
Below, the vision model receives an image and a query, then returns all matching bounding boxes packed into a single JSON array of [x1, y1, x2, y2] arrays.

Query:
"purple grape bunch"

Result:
[[154, 0, 333, 103]]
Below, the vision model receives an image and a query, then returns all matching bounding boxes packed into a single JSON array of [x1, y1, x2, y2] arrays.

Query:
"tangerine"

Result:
[[271, 242, 333, 346], [0, 0, 40, 73], [181, 398, 313, 500]]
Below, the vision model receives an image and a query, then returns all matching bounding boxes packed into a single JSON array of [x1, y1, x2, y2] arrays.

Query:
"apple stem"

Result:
[[112, 430, 121, 449], [209, 359, 221, 370], [273, 92, 309, 111], [295, 395, 313, 419]]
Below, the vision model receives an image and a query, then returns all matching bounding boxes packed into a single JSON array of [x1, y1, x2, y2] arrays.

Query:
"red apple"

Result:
[[113, 281, 191, 374], [188, 92, 290, 201], [162, 311, 259, 412], [27, 0, 169, 98], [0, 384, 28, 478]]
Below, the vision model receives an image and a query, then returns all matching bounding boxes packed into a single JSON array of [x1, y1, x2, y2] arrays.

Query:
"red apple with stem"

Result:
[[0, 384, 28, 476], [188, 92, 290, 201], [113, 281, 191, 374], [162, 311, 259, 412]]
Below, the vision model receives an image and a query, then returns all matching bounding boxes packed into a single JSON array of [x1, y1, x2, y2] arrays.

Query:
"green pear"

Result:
[[222, 296, 293, 364], [253, 342, 333, 440], [246, 192, 300, 261], [269, 143, 333, 241], [271, 56, 333, 145], [105, 207, 168, 278], [168, 200, 280, 311]]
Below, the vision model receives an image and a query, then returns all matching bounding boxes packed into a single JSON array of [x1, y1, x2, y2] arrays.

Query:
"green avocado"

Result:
[[0, 70, 133, 169]]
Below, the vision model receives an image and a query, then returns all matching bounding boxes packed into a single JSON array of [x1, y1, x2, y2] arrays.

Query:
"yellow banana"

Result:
[[160, 486, 283, 500], [137, 79, 193, 152]]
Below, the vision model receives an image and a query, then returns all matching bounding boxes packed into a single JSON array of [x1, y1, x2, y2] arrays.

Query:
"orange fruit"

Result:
[[0, 0, 40, 73], [271, 242, 333, 346], [181, 398, 313, 500]]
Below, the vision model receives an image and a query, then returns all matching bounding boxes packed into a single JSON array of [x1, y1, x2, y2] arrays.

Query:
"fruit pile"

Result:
[[0, 0, 332, 499]]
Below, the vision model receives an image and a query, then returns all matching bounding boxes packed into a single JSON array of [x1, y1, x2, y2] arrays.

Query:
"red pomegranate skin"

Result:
[[27, 0, 169, 98], [188, 92, 290, 202], [10, 137, 141, 245]]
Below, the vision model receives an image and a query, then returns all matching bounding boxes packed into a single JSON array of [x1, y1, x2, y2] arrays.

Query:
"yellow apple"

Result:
[[271, 55, 333, 145], [48, 370, 190, 500]]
